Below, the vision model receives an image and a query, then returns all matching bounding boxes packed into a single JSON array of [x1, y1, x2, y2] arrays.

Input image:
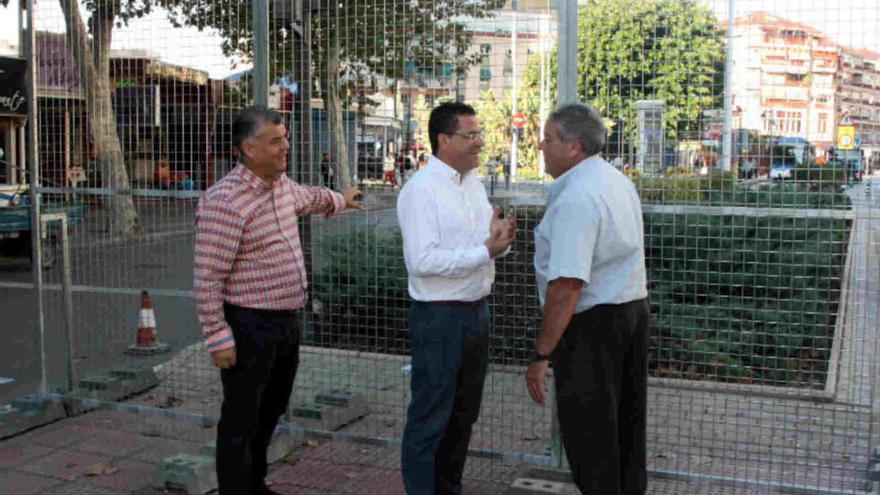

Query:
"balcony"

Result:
[[762, 63, 809, 75], [763, 86, 808, 100]]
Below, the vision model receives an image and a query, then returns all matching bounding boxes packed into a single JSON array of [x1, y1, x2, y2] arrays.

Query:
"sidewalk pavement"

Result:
[[0, 407, 516, 494], [0, 408, 711, 494]]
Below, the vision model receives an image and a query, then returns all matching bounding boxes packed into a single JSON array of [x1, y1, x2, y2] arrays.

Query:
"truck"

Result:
[[768, 137, 815, 180]]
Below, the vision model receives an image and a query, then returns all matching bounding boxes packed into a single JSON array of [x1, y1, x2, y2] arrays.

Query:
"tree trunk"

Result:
[[59, 0, 139, 235], [324, 27, 351, 189]]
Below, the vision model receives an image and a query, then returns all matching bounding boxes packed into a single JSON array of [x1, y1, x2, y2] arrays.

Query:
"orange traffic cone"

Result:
[[125, 290, 170, 356]]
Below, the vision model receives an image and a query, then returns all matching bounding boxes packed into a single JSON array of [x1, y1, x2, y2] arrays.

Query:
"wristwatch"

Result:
[[531, 351, 552, 363]]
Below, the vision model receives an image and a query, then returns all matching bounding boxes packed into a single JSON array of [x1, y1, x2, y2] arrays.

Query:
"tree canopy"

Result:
[[575, 0, 724, 142], [163, 0, 504, 186], [480, 0, 724, 173]]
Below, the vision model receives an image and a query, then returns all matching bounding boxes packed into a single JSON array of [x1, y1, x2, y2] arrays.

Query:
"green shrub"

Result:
[[310, 227, 411, 353], [791, 163, 847, 189], [309, 191, 851, 388], [644, 212, 849, 388], [633, 176, 704, 204]]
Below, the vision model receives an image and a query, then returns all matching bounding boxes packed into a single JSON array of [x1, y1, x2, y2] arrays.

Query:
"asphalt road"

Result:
[[0, 194, 401, 405]]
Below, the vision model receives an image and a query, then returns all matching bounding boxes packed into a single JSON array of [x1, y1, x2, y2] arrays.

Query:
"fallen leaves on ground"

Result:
[[84, 463, 119, 476]]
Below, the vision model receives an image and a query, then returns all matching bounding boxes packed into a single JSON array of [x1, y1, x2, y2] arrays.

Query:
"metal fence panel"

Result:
[[0, 0, 877, 492]]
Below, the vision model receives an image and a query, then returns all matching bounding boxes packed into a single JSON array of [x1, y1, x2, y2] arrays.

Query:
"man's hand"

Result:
[[341, 186, 363, 210], [485, 206, 515, 257], [490, 207, 516, 240], [526, 359, 551, 405], [211, 347, 236, 369]]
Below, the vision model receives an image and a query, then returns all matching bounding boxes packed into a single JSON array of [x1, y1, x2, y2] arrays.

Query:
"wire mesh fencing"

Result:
[[0, 0, 878, 492]]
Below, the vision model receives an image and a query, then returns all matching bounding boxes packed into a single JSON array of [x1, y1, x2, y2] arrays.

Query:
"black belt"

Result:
[[423, 297, 488, 307]]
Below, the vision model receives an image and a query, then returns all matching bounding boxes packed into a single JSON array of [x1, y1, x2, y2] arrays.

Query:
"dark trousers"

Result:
[[401, 301, 490, 495], [553, 298, 650, 495], [217, 303, 301, 495]]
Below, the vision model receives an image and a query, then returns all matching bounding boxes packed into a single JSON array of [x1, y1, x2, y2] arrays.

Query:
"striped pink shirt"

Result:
[[194, 164, 345, 352]]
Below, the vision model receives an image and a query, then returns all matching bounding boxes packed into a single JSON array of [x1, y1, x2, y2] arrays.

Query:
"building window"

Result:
[[817, 113, 827, 134], [777, 110, 802, 135], [480, 43, 491, 55], [763, 114, 773, 134], [479, 67, 492, 82]]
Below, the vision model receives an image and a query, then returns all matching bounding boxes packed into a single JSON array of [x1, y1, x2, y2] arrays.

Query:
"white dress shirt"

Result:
[[397, 156, 495, 302], [534, 154, 648, 313]]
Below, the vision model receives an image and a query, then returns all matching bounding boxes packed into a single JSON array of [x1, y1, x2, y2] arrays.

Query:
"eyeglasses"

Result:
[[451, 131, 483, 141]]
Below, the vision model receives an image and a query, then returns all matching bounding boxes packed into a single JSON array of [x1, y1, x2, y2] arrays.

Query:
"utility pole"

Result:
[[252, 0, 269, 106], [557, 0, 577, 105], [721, 0, 736, 172], [510, 0, 519, 184]]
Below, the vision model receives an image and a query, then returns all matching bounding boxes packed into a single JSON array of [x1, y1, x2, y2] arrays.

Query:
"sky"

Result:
[[0, 2, 248, 79], [0, 0, 877, 79], [711, 0, 879, 52]]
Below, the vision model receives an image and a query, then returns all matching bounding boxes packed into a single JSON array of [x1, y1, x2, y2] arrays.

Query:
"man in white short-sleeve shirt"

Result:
[[526, 103, 649, 495]]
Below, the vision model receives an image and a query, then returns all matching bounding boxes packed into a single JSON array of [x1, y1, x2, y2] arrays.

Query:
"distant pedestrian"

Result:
[[321, 151, 335, 190], [383, 150, 397, 190]]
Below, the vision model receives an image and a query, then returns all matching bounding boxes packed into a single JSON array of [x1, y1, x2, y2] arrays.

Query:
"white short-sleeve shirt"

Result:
[[534, 154, 647, 313]]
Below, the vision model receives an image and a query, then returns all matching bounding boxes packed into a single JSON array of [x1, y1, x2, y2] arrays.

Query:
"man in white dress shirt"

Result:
[[526, 103, 649, 495], [397, 102, 515, 495]]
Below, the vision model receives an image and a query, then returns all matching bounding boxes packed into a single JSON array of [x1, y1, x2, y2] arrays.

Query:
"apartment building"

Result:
[[729, 12, 837, 153]]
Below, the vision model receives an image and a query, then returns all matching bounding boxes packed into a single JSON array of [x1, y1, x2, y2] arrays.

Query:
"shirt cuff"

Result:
[[205, 327, 235, 353], [326, 190, 346, 218]]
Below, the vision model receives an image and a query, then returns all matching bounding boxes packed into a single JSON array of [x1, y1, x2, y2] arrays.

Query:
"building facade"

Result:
[[729, 12, 837, 154], [729, 12, 880, 160], [837, 48, 880, 156]]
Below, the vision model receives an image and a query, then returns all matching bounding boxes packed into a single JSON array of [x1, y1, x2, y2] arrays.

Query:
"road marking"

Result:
[[0, 377, 14, 385]]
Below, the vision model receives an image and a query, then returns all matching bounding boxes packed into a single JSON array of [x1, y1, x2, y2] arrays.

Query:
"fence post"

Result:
[[552, 0, 578, 470], [252, 0, 269, 106], [556, 0, 578, 105], [721, 0, 736, 172], [59, 216, 74, 392], [25, 0, 47, 399]]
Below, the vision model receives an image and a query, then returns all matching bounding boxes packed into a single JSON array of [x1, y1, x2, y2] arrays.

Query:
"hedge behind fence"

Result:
[[310, 188, 850, 389]]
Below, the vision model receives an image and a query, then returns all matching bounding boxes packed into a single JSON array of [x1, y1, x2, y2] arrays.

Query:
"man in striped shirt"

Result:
[[194, 106, 360, 495]]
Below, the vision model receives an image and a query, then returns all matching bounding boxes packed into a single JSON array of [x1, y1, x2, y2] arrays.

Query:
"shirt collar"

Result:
[[546, 154, 602, 200], [235, 163, 286, 190], [427, 155, 472, 184]]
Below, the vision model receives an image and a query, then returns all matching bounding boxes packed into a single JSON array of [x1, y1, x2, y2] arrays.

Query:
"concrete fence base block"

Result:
[[199, 428, 301, 464], [77, 366, 158, 402], [124, 342, 171, 356], [151, 453, 217, 495], [504, 468, 578, 495], [292, 390, 370, 431], [0, 396, 66, 439]]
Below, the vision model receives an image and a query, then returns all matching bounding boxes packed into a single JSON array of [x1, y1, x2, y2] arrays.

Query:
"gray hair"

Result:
[[231, 106, 284, 150], [548, 103, 606, 157]]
